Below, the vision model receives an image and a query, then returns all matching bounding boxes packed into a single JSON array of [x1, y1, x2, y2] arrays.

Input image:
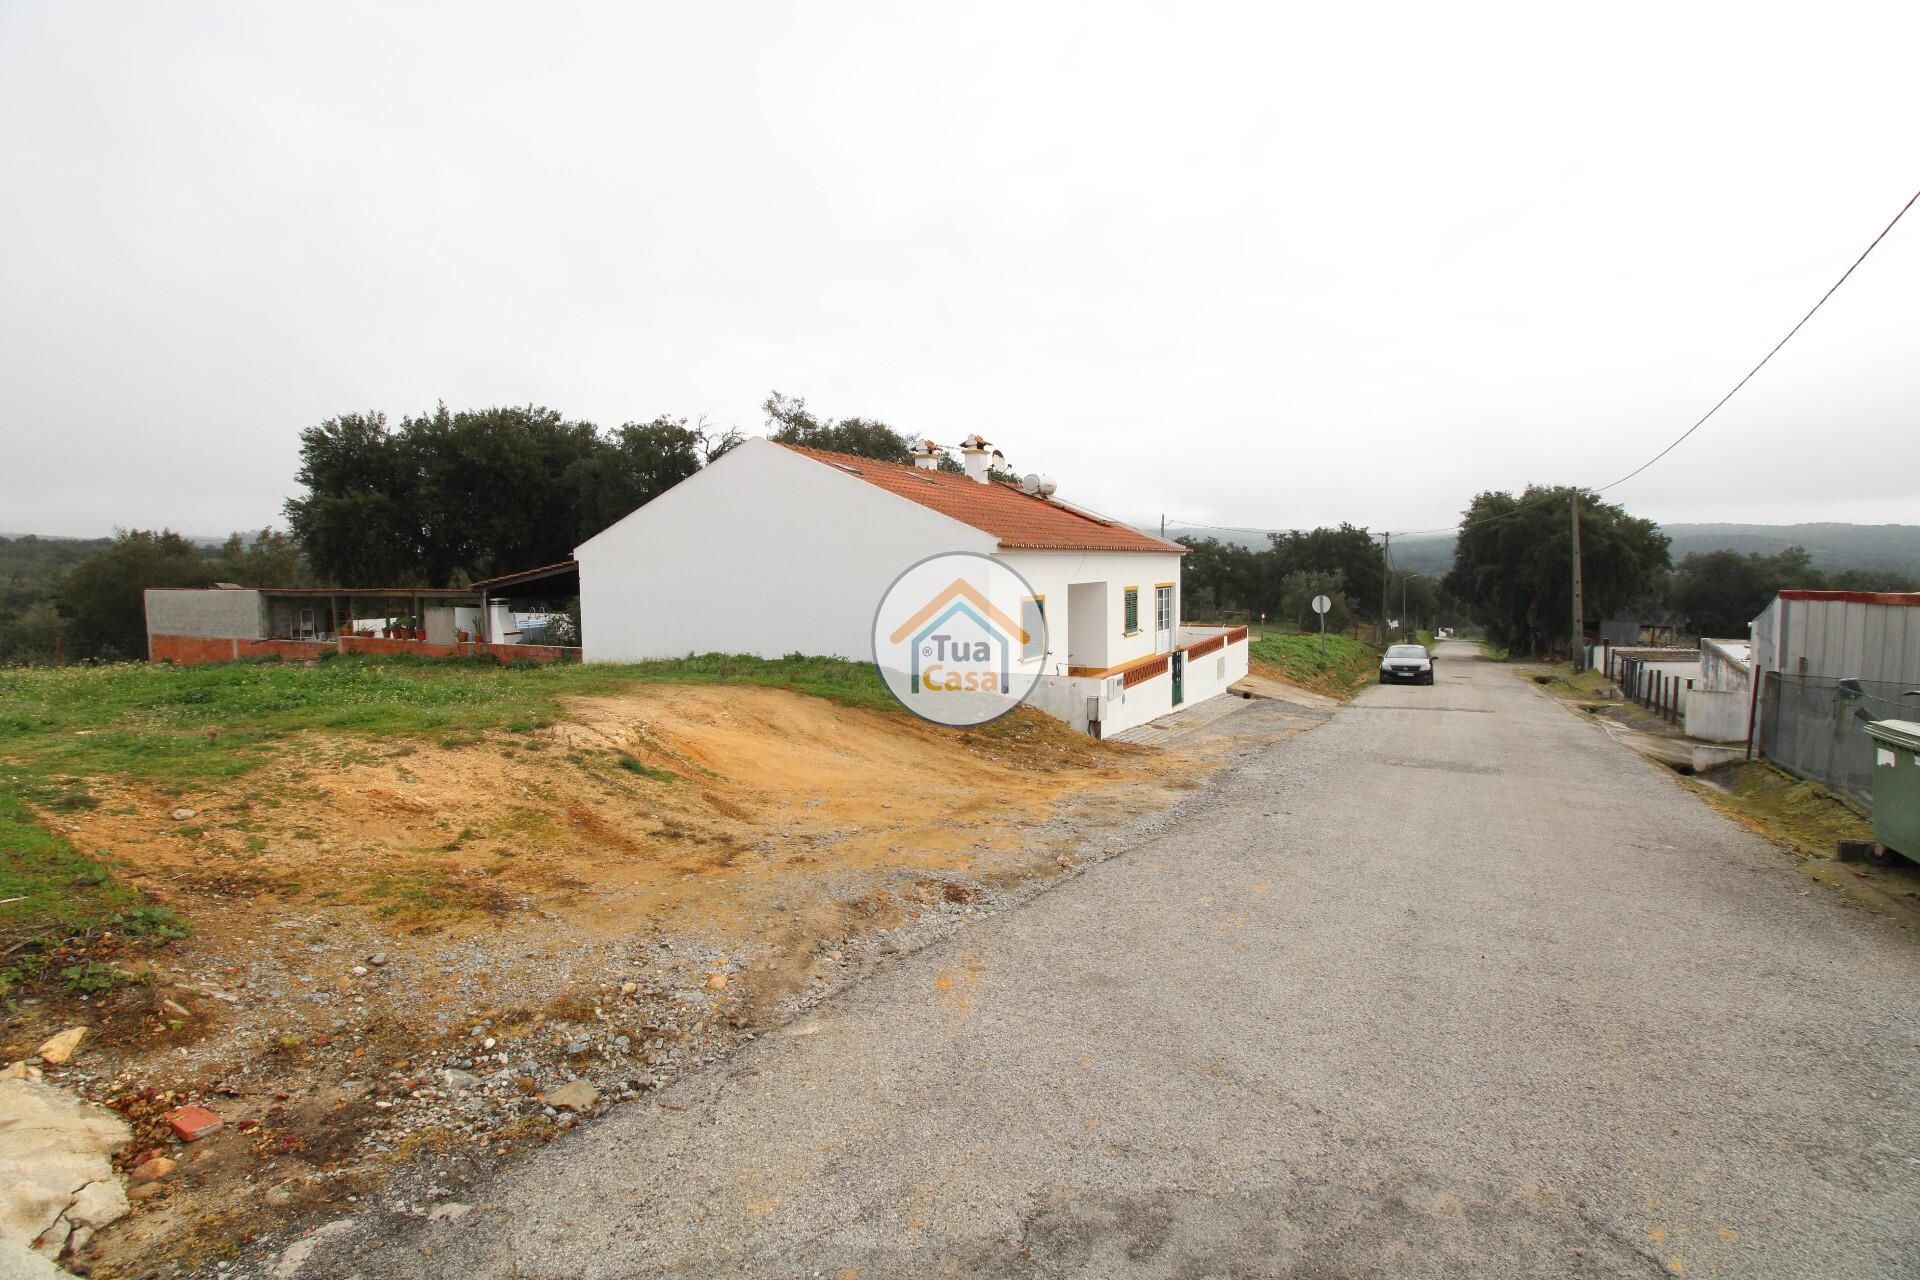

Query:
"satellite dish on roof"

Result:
[[1037, 474, 1057, 497], [1020, 473, 1043, 494]]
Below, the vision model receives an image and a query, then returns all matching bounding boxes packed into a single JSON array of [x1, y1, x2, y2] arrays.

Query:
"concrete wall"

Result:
[[1685, 689, 1750, 743], [144, 589, 266, 642], [1028, 631, 1247, 735], [576, 437, 997, 662], [1699, 638, 1751, 693]]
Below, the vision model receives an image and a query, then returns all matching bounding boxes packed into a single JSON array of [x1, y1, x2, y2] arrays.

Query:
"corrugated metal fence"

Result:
[[1759, 674, 1919, 807]]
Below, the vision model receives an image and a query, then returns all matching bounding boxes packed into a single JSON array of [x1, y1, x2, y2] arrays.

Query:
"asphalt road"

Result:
[[309, 642, 1920, 1279]]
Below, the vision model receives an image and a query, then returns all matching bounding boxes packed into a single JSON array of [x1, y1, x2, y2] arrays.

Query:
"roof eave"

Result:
[[997, 540, 1188, 554]]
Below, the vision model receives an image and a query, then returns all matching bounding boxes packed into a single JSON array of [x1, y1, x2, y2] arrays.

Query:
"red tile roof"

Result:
[[780, 444, 1185, 555]]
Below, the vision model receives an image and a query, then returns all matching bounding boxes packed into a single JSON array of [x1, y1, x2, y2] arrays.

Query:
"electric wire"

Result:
[[1162, 185, 1920, 545]]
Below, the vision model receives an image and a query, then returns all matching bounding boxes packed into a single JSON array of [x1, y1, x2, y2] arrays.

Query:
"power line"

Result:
[[1591, 184, 1918, 494], [1165, 184, 1920, 544]]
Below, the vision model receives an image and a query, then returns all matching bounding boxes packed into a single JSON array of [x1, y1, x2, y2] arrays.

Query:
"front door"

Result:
[[1171, 650, 1184, 706], [1154, 585, 1173, 652]]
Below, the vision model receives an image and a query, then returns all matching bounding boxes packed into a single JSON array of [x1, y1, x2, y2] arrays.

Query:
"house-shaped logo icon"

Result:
[[887, 579, 1029, 695], [871, 552, 1046, 727]]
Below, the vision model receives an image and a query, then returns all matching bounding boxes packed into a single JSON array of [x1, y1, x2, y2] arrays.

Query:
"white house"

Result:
[[575, 435, 1248, 736]]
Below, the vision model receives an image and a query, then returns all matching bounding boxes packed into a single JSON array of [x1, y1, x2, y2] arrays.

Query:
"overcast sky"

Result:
[[2, 2, 1915, 541]]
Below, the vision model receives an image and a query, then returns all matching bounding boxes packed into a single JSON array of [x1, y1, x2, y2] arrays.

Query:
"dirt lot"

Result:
[[4, 683, 1230, 1275]]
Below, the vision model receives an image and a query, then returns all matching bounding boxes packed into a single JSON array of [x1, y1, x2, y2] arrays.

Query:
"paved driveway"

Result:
[[312, 642, 1920, 1279]]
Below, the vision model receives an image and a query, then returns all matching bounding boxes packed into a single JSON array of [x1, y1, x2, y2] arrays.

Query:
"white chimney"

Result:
[[959, 433, 992, 484], [910, 437, 942, 471]]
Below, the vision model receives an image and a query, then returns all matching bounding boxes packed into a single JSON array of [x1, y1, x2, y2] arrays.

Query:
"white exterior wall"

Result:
[[1686, 638, 1752, 743], [1029, 634, 1248, 735], [995, 549, 1183, 679], [1699, 638, 1751, 693], [576, 438, 995, 662], [1685, 690, 1750, 743], [1174, 634, 1251, 711], [576, 439, 1233, 736]]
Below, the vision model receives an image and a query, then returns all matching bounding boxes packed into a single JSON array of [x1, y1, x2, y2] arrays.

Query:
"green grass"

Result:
[[0, 652, 894, 789], [614, 753, 678, 782], [1521, 660, 1614, 700], [0, 652, 892, 962], [0, 785, 188, 984], [1247, 633, 1382, 698], [1711, 762, 1874, 856]]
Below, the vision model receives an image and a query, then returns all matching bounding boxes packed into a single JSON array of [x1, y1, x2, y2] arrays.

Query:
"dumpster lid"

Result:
[[1864, 719, 1920, 752]]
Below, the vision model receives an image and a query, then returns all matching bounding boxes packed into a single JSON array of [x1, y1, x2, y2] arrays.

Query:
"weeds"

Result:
[[614, 753, 676, 782], [1248, 633, 1382, 698]]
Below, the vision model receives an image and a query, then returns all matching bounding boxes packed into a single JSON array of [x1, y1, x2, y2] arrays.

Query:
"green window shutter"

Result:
[[1124, 588, 1138, 634], [1021, 597, 1045, 661]]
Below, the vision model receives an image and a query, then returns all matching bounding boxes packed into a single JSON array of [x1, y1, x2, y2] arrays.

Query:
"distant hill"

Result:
[[1161, 523, 1920, 579], [0, 534, 115, 613], [1659, 524, 1920, 574]]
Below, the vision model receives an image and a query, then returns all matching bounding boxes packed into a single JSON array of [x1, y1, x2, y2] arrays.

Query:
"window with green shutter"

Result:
[[1021, 596, 1046, 661], [1123, 587, 1139, 635]]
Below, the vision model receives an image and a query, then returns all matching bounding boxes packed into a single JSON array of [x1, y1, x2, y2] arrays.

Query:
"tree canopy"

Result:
[[1176, 522, 1431, 629], [761, 391, 918, 463], [1443, 486, 1669, 656], [1669, 545, 1914, 636], [55, 530, 216, 660], [284, 405, 739, 587]]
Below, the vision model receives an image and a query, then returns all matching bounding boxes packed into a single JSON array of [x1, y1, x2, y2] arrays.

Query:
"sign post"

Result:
[[1311, 594, 1332, 662]]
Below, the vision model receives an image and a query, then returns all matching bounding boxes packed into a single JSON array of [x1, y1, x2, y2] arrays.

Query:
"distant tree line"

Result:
[[0, 529, 301, 663], [9, 391, 1914, 667], [761, 391, 967, 472], [1441, 486, 1915, 656], [1668, 546, 1915, 637], [284, 404, 743, 586], [1177, 525, 1428, 630], [282, 391, 970, 588], [1, 392, 943, 664]]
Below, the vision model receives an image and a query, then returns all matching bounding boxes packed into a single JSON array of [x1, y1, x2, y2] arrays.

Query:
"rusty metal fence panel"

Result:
[[1759, 674, 1917, 808]]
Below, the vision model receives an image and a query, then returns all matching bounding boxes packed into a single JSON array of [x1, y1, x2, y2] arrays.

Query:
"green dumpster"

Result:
[[1864, 719, 1920, 861]]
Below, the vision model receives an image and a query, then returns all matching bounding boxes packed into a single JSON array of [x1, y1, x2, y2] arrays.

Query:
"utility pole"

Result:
[[1160, 514, 1165, 539], [1570, 492, 1585, 672], [1401, 572, 1410, 643], [1380, 532, 1391, 644]]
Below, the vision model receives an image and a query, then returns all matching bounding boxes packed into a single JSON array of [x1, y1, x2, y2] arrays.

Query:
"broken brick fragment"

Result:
[[163, 1104, 223, 1142]]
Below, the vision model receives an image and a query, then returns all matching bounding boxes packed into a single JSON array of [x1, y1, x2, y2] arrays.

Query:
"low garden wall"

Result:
[[149, 634, 578, 666]]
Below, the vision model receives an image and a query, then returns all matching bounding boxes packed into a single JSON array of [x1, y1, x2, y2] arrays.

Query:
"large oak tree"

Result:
[[1444, 486, 1669, 657]]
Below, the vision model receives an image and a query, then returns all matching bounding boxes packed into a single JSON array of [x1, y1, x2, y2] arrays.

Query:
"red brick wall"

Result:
[[148, 635, 243, 664], [148, 634, 579, 667]]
